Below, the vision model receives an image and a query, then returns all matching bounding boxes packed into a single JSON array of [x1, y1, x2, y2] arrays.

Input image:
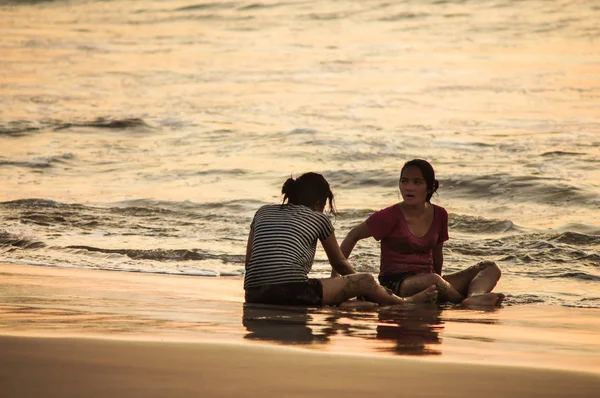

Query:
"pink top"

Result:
[[366, 204, 449, 276]]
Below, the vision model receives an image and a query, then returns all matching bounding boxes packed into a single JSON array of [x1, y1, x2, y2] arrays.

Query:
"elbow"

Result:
[[333, 261, 354, 276], [349, 225, 364, 241], [342, 229, 360, 246]]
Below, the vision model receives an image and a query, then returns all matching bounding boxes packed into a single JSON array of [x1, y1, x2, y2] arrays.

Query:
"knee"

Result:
[[424, 273, 445, 286], [491, 262, 502, 278], [356, 272, 377, 287], [478, 261, 501, 279]]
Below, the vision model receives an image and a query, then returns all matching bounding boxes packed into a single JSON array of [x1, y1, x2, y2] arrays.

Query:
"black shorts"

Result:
[[245, 279, 323, 306], [378, 273, 416, 296]]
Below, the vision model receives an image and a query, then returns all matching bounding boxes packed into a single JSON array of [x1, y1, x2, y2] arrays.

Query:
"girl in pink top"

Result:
[[341, 159, 504, 307]]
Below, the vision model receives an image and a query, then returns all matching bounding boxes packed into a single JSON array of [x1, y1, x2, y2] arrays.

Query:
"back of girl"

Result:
[[244, 173, 334, 305]]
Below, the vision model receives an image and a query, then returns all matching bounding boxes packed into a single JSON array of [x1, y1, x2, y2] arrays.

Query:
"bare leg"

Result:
[[408, 285, 439, 304], [466, 261, 502, 296], [320, 273, 437, 306], [444, 261, 504, 307], [400, 273, 464, 304]]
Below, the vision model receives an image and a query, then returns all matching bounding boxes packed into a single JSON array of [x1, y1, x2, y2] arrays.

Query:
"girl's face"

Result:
[[399, 166, 429, 205]]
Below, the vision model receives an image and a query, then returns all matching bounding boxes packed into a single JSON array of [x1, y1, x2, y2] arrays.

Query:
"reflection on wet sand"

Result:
[[242, 303, 450, 356], [375, 306, 444, 356], [243, 303, 335, 344]]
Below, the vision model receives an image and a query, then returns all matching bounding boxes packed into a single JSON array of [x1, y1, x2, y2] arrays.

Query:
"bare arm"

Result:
[[330, 222, 373, 277], [321, 232, 356, 276], [340, 221, 372, 258], [244, 228, 254, 270], [432, 242, 444, 275]]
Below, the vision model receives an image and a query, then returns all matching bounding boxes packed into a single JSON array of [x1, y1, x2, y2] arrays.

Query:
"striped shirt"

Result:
[[244, 204, 334, 289]]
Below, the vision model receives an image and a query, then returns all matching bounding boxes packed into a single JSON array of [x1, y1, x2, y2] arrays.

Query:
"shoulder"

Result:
[[306, 207, 333, 225], [293, 206, 334, 238], [257, 204, 273, 211], [255, 204, 278, 214], [432, 204, 448, 220], [253, 204, 284, 220], [432, 204, 447, 214], [367, 203, 400, 229], [291, 204, 331, 222], [369, 203, 401, 221], [372, 203, 400, 217], [384, 203, 401, 212]]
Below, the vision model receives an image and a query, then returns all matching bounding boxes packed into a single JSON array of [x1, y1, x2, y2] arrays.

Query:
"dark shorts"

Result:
[[245, 279, 323, 306], [378, 273, 416, 296]]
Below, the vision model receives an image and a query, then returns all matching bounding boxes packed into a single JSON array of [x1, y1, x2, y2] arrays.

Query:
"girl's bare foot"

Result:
[[406, 285, 438, 304], [461, 292, 505, 308]]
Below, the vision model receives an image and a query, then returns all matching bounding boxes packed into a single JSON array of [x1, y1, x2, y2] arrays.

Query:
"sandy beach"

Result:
[[1, 263, 599, 397], [3, 335, 600, 398]]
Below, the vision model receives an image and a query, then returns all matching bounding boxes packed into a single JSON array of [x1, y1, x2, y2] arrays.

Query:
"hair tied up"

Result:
[[281, 177, 296, 196]]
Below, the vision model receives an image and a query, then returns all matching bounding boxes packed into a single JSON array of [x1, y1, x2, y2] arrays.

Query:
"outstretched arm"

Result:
[[340, 221, 372, 258], [432, 242, 443, 275], [321, 232, 356, 276], [244, 228, 254, 270], [330, 222, 373, 277]]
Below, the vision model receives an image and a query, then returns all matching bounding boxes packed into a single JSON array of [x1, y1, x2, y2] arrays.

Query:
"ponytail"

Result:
[[281, 177, 297, 204], [428, 179, 440, 203]]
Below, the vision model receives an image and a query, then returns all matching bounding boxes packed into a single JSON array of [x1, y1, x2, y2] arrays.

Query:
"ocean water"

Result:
[[1, 0, 599, 308]]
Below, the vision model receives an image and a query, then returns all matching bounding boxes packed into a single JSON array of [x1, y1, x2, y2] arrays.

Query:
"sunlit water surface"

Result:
[[0, 0, 599, 308]]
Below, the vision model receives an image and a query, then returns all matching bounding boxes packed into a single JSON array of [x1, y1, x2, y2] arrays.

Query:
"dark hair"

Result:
[[281, 172, 336, 213], [401, 159, 439, 203]]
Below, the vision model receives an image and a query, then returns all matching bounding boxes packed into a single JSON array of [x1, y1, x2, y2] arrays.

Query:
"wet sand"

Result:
[[1, 263, 599, 397], [2, 335, 600, 398]]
